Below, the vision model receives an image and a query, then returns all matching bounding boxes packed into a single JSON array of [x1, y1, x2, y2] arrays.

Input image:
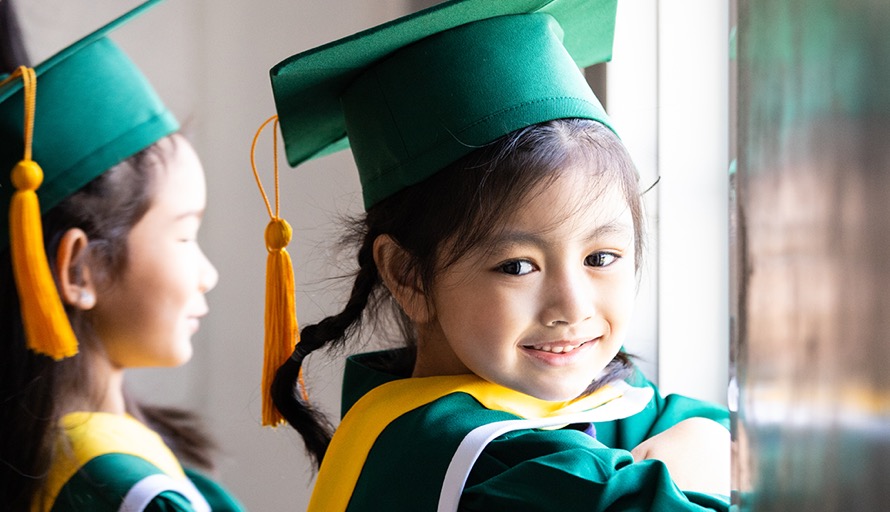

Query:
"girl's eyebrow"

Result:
[[487, 221, 633, 251], [174, 209, 205, 221], [486, 231, 550, 251]]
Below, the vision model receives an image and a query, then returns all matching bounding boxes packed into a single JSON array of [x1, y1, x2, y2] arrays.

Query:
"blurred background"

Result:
[[734, 0, 890, 509], [12, 0, 731, 509]]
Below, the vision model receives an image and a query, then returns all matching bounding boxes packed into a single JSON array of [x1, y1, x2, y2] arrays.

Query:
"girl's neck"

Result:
[[412, 324, 472, 378], [61, 355, 127, 416], [95, 368, 126, 414]]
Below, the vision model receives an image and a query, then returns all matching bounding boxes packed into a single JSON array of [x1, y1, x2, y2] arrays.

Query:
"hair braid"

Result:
[[272, 231, 381, 468]]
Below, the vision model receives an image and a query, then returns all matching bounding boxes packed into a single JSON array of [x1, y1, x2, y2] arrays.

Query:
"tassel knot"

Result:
[[11, 160, 44, 191], [265, 218, 292, 251]]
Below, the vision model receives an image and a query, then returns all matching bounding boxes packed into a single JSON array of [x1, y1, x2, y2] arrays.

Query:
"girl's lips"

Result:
[[188, 312, 207, 333], [522, 339, 594, 353], [523, 341, 587, 354], [519, 339, 598, 366]]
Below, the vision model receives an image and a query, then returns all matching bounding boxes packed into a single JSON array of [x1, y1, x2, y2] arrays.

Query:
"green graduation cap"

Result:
[[0, 0, 178, 359], [270, 0, 618, 209], [0, 0, 178, 246]]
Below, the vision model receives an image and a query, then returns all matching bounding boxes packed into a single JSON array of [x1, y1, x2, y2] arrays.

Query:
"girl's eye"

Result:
[[498, 260, 536, 276], [585, 252, 619, 267]]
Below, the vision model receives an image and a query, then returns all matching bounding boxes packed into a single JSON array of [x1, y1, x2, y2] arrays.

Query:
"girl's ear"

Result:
[[55, 228, 97, 310], [373, 234, 432, 324]]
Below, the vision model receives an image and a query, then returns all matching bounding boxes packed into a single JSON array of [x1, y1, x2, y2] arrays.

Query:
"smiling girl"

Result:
[[258, 0, 730, 510], [0, 2, 242, 510]]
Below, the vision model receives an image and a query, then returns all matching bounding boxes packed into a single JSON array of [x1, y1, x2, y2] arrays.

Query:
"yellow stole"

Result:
[[36, 412, 186, 512], [307, 375, 636, 512]]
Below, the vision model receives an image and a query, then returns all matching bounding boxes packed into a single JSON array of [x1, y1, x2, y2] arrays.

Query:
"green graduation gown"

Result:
[[310, 349, 730, 512], [38, 412, 244, 512]]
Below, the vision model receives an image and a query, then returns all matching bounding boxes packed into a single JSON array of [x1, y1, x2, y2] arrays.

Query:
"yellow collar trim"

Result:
[[37, 412, 186, 512], [308, 375, 627, 512]]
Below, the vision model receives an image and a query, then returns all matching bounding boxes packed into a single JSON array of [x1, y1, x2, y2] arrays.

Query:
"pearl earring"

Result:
[[78, 289, 95, 308]]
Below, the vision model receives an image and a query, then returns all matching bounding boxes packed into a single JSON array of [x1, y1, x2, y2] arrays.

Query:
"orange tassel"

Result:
[[262, 218, 297, 426], [251, 115, 307, 427], [4, 66, 79, 360]]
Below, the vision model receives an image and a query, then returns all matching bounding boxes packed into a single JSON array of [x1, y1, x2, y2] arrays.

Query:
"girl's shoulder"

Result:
[[51, 455, 244, 512], [50, 453, 194, 512], [333, 351, 633, 511], [43, 413, 243, 512], [592, 366, 730, 450]]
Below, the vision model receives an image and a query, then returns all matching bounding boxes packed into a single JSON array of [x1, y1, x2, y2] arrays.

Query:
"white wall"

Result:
[[655, 0, 730, 405]]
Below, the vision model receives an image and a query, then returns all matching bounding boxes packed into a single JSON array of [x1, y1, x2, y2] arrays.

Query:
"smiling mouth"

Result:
[[523, 340, 592, 353]]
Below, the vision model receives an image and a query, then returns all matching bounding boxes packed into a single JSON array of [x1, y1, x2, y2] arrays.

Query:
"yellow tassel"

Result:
[[262, 218, 298, 426], [251, 115, 307, 427], [4, 66, 79, 360]]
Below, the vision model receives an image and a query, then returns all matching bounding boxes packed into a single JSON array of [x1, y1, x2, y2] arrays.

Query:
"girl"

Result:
[[258, 0, 730, 510], [0, 2, 244, 510]]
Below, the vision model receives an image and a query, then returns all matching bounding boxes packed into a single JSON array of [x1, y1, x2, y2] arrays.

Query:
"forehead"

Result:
[[144, 137, 206, 212], [507, 167, 633, 234]]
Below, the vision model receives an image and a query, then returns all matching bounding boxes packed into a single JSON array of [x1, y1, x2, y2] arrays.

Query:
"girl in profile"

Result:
[[1, 1, 243, 510]]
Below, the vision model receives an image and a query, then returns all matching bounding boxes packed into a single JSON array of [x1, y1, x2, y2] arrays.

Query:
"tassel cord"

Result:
[[1, 67, 36, 160]]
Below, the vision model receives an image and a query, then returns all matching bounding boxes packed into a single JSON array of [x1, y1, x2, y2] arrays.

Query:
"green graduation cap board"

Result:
[[0, 0, 178, 248], [270, 0, 618, 209]]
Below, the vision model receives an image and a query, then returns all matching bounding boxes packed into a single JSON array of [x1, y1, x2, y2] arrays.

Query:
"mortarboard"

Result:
[[0, 0, 178, 359], [270, 0, 618, 209]]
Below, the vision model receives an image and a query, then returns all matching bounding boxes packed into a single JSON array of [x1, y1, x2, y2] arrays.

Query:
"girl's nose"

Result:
[[199, 248, 219, 293], [540, 269, 595, 327]]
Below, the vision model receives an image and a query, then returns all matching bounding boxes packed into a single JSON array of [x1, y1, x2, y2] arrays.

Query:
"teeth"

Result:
[[529, 342, 583, 353]]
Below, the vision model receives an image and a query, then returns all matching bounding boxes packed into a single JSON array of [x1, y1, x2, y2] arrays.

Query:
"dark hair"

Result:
[[273, 118, 644, 468], [0, 137, 216, 510]]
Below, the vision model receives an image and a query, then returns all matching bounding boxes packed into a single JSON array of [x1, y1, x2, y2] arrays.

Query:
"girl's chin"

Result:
[[513, 382, 594, 402]]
